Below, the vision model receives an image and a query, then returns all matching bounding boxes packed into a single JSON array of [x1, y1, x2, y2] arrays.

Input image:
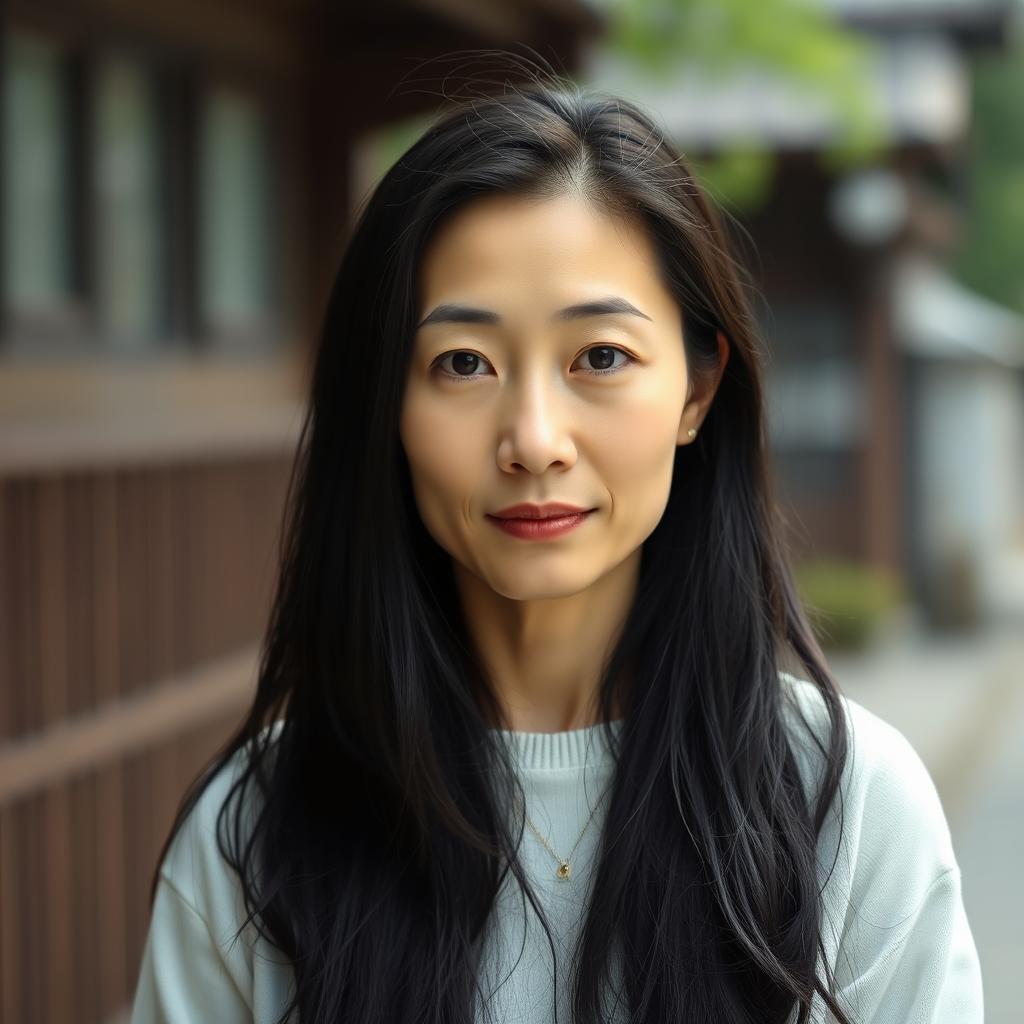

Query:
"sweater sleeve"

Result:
[[131, 872, 254, 1024], [129, 740, 277, 1024], [833, 865, 983, 1023], [825, 696, 985, 1023]]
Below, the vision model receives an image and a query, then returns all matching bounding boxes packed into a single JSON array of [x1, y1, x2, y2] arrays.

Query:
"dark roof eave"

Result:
[[837, 0, 1016, 50], [409, 0, 606, 40]]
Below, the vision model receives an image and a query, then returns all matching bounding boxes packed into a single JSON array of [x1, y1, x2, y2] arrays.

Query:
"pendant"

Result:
[[556, 860, 571, 880]]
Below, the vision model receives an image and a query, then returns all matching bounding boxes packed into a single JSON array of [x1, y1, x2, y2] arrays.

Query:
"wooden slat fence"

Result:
[[0, 455, 293, 1023]]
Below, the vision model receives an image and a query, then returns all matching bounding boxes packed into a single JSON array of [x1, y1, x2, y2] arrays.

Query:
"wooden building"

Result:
[[584, 0, 1017, 609], [0, 3, 603, 1021]]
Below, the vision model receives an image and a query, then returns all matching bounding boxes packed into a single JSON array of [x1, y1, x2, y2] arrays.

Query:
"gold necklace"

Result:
[[519, 780, 612, 881]]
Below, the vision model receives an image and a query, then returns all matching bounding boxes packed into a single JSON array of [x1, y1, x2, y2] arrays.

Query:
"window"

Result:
[[200, 84, 277, 347], [1, 24, 287, 356], [761, 300, 865, 449], [2, 31, 74, 317], [93, 55, 165, 347]]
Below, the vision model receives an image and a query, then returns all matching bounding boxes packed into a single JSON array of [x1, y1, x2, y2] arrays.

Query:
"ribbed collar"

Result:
[[490, 718, 624, 771]]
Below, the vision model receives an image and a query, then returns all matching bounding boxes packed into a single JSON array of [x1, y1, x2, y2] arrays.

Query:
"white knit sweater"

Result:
[[130, 673, 983, 1023]]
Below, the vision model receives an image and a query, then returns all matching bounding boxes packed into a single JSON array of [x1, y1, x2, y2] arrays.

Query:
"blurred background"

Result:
[[0, 0, 1021, 1021]]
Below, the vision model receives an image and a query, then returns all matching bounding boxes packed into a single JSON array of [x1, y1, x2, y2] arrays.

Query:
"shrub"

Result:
[[793, 558, 905, 651]]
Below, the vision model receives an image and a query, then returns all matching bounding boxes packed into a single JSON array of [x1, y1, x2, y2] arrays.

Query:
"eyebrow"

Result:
[[415, 296, 653, 331]]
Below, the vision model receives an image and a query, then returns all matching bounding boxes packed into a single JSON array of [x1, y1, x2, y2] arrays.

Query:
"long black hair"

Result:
[[151, 53, 852, 1024]]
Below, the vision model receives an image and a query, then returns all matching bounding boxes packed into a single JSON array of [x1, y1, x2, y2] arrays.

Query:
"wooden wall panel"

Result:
[[71, 771, 101, 1024], [24, 795, 44, 1022], [66, 476, 98, 720], [123, 747, 153, 1004], [95, 762, 127, 1020], [0, 453, 292, 1023], [0, 801, 25, 1021], [40, 478, 70, 731], [45, 785, 75, 1022]]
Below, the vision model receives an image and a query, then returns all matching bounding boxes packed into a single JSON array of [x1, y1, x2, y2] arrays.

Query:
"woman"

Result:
[[130, 62, 982, 1024]]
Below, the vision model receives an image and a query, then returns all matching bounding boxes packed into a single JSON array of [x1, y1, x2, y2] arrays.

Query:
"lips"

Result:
[[489, 502, 594, 520]]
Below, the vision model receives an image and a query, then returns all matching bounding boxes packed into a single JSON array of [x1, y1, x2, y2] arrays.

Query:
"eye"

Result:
[[432, 345, 636, 382], [433, 351, 491, 380], [573, 345, 635, 376]]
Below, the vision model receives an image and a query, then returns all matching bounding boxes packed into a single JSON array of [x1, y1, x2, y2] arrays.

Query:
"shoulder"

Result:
[[159, 720, 285, 942], [777, 670, 959, 885], [132, 722, 291, 1022], [775, 676, 982, 1019]]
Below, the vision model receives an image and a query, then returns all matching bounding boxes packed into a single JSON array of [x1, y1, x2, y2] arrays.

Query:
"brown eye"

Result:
[[573, 346, 634, 377], [433, 351, 490, 379], [449, 352, 485, 376], [432, 345, 635, 383]]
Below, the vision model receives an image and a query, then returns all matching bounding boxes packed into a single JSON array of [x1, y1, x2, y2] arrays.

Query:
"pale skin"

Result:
[[400, 192, 729, 734]]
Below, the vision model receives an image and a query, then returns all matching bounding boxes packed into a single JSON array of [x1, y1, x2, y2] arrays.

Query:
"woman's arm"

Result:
[[826, 697, 985, 1023], [130, 873, 254, 1023], [833, 864, 983, 1022]]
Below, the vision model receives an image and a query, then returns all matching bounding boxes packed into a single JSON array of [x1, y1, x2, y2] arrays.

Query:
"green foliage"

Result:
[[688, 145, 777, 215], [952, 20, 1024, 317], [603, 0, 890, 211], [364, 2, 892, 216], [793, 558, 905, 651]]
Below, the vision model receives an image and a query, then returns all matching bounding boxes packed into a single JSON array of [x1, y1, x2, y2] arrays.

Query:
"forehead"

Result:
[[416, 193, 676, 322]]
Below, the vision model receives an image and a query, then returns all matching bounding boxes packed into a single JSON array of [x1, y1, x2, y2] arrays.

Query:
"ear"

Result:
[[677, 330, 730, 444]]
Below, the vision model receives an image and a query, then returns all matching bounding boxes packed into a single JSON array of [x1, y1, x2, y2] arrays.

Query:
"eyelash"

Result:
[[431, 345, 636, 382]]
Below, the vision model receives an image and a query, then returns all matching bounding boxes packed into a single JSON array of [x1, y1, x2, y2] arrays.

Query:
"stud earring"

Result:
[[687, 428, 697, 439]]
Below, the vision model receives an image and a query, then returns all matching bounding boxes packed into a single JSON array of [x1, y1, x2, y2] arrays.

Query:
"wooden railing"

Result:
[[0, 432, 298, 1022]]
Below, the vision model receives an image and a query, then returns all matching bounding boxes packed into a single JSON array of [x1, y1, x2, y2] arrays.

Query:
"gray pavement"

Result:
[[827, 610, 1024, 1024]]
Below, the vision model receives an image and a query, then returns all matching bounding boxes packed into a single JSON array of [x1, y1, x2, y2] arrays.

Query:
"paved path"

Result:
[[827, 614, 1024, 1024]]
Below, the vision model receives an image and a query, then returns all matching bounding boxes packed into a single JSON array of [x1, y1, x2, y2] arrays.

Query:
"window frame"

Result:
[[0, 24, 93, 353], [0, 17, 289, 358], [194, 63, 286, 353]]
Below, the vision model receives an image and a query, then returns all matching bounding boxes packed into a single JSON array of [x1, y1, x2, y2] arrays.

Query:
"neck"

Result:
[[455, 548, 640, 734]]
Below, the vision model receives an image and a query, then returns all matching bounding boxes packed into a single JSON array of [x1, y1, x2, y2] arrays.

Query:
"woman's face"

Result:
[[400, 192, 707, 601]]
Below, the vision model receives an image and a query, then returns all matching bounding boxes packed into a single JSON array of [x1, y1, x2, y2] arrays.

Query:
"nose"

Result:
[[495, 376, 578, 475]]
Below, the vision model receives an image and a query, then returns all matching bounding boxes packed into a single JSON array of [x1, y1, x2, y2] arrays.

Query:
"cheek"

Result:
[[595, 388, 681, 495], [400, 391, 479, 533]]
